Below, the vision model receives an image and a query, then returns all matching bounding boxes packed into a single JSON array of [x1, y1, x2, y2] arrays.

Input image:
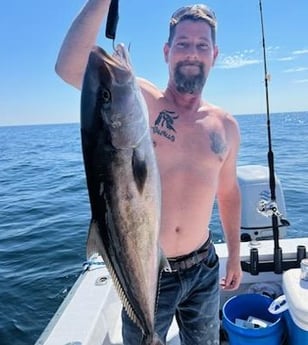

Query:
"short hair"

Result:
[[168, 4, 217, 45]]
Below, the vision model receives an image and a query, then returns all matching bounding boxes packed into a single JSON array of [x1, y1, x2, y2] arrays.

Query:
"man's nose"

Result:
[[186, 45, 199, 59]]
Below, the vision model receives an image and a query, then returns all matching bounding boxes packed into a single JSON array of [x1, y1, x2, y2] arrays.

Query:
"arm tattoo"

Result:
[[209, 132, 227, 155]]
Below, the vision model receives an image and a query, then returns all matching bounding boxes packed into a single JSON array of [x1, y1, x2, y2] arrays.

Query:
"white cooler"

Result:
[[282, 268, 308, 344]]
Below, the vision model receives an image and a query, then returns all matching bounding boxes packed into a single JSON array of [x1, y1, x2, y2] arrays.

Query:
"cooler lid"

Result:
[[283, 268, 308, 331], [237, 165, 269, 184]]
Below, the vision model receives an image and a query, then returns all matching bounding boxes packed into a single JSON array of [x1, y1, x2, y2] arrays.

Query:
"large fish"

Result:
[[80, 44, 164, 345]]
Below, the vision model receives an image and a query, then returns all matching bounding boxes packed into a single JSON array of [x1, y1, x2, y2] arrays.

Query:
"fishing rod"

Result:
[[258, 0, 283, 274], [241, 1, 305, 276]]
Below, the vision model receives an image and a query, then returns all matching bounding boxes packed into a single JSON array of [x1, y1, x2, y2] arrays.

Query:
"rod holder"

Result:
[[241, 245, 307, 275], [250, 248, 259, 275]]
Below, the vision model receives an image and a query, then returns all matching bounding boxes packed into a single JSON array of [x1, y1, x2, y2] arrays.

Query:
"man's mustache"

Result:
[[177, 60, 203, 68]]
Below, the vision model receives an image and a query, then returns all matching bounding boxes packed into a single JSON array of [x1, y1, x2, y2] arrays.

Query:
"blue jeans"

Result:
[[122, 243, 220, 345]]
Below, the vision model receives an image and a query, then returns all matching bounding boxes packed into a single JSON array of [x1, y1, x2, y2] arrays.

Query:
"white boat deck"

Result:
[[35, 238, 308, 345]]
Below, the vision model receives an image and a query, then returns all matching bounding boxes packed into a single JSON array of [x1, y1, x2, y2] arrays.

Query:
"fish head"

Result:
[[82, 44, 148, 149]]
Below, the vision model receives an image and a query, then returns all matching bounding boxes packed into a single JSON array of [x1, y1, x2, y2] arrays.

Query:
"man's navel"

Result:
[[175, 226, 181, 233]]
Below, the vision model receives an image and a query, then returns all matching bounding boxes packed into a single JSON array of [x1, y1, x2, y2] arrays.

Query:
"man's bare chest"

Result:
[[149, 108, 228, 162]]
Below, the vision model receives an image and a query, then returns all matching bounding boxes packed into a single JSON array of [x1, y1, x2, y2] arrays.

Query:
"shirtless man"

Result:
[[56, 2, 243, 344]]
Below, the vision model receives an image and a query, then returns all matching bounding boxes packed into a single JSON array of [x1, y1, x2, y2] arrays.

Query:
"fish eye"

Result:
[[101, 88, 111, 103]]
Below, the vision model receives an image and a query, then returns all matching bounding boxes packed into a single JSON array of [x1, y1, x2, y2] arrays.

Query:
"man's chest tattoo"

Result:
[[209, 132, 227, 155], [151, 110, 179, 142]]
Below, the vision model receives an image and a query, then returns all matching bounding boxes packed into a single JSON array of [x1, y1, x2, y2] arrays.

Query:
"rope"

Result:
[[82, 253, 105, 272]]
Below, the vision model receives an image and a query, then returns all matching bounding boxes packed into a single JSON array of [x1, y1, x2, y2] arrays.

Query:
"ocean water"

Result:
[[0, 112, 307, 345]]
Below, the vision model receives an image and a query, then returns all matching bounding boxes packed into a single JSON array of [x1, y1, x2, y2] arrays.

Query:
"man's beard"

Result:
[[174, 61, 206, 94]]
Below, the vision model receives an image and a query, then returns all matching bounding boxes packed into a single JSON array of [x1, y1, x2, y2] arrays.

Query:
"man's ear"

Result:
[[212, 45, 219, 66], [163, 43, 170, 63]]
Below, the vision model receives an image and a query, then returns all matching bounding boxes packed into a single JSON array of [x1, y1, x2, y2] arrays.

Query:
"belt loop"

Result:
[[192, 252, 198, 266]]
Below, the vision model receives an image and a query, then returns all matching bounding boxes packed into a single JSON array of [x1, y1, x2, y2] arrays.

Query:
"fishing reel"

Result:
[[257, 199, 290, 226]]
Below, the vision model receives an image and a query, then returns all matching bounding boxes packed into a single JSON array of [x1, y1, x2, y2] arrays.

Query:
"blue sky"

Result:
[[1, 0, 308, 126]]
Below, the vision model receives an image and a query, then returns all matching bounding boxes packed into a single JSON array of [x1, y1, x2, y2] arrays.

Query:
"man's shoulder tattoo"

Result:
[[209, 132, 227, 155]]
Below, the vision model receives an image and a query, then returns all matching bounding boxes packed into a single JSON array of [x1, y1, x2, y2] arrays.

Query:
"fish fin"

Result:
[[86, 221, 142, 329], [86, 220, 101, 259], [132, 148, 147, 194]]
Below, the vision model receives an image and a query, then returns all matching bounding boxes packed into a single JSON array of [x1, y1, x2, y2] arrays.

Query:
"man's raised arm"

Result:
[[55, 0, 111, 89]]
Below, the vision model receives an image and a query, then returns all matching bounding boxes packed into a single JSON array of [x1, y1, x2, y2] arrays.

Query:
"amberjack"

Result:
[[81, 44, 164, 345]]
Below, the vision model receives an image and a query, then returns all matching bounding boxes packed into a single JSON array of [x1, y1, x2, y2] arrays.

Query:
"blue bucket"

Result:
[[222, 294, 285, 345]]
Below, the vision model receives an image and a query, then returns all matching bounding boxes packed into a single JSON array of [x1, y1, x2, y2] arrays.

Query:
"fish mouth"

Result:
[[98, 43, 134, 85], [113, 43, 132, 69]]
